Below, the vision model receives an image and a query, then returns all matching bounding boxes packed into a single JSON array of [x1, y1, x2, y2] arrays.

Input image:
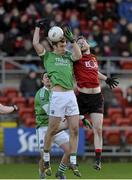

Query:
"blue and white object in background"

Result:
[[4, 128, 85, 156]]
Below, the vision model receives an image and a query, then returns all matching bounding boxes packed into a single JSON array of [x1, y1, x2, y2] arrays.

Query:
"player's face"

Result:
[[42, 73, 51, 87], [77, 38, 90, 52], [54, 40, 67, 54]]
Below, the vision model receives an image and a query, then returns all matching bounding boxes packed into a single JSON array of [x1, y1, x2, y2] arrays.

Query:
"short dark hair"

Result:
[[40, 70, 47, 80], [76, 36, 86, 42]]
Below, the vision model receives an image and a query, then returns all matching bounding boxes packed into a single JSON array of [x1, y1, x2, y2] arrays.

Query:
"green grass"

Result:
[[0, 162, 132, 179]]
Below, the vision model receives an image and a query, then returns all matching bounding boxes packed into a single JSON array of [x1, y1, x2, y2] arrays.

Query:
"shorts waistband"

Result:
[[51, 85, 72, 92], [51, 90, 74, 94], [77, 86, 101, 94]]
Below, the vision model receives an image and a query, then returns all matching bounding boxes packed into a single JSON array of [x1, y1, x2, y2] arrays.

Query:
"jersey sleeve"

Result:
[[66, 50, 75, 62], [39, 51, 49, 61]]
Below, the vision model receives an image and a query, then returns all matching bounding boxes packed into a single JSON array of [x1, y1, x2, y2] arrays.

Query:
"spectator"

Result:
[[14, 36, 24, 56], [130, 41, 132, 56], [54, 13, 63, 26], [109, 27, 121, 55], [117, 35, 130, 56], [92, 25, 102, 45], [102, 45, 112, 57], [85, 0, 100, 20], [125, 23, 132, 43], [0, 0, 131, 58], [73, 27, 81, 39], [0, 32, 6, 56], [20, 70, 41, 98], [116, 17, 127, 34], [103, 2, 116, 21], [43, 3, 54, 18], [68, 13, 80, 29], [100, 35, 112, 56], [126, 85, 132, 106], [118, 0, 132, 22]]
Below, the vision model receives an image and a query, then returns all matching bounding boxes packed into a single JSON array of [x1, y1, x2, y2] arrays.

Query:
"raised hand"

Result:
[[64, 26, 75, 43], [105, 77, 119, 89], [35, 18, 50, 28]]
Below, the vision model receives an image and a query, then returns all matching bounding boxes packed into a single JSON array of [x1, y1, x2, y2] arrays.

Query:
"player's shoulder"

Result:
[[39, 51, 51, 59], [90, 53, 97, 60], [35, 88, 41, 98]]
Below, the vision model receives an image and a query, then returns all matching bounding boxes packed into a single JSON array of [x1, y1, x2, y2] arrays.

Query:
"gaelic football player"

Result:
[[35, 72, 71, 179], [33, 19, 82, 177], [74, 36, 119, 170]]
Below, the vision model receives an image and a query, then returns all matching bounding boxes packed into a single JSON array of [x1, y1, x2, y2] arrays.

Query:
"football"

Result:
[[48, 26, 64, 42]]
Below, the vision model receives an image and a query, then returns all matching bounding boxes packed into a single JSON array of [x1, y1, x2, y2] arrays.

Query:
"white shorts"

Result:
[[49, 90, 79, 117], [36, 126, 69, 151]]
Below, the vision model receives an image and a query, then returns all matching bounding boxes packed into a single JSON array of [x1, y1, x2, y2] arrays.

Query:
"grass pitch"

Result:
[[0, 162, 132, 179]]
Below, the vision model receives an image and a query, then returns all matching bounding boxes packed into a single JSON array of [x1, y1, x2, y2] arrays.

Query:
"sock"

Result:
[[95, 149, 102, 163], [58, 162, 67, 174], [80, 115, 84, 120], [43, 150, 50, 166], [39, 169, 45, 178], [70, 153, 77, 165]]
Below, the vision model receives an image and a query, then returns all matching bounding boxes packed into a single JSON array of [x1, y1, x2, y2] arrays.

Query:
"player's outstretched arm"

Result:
[[33, 20, 46, 56], [64, 27, 82, 60], [105, 77, 119, 89], [98, 71, 107, 81], [98, 71, 119, 89], [72, 41, 82, 61], [0, 104, 18, 114]]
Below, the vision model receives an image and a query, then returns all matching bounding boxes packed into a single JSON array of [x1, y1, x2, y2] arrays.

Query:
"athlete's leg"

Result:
[[90, 113, 103, 170], [43, 117, 67, 163], [60, 142, 70, 165], [43, 91, 67, 175], [56, 142, 70, 179], [54, 130, 70, 179], [43, 116, 61, 176], [67, 115, 79, 161], [39, 152, 45, 179], [66, 115, 81, 177], [58, 118, 68, 132], [64, 90, 81, 177], [36, 127, 47, 179]]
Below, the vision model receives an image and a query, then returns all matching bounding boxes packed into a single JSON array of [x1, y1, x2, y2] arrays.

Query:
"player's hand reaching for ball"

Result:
[[35, 18, 49, 28], [64, 27, 75, 43], [35, 18, 51, 36], [105, 77, 119, 89]]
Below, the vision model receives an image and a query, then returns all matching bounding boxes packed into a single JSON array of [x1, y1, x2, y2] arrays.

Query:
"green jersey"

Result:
[[34, 86, 50, 128], [40, 51, 74, 89]]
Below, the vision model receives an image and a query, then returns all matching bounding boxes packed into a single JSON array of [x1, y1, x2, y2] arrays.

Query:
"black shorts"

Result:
[[76, 92, 104, 115]]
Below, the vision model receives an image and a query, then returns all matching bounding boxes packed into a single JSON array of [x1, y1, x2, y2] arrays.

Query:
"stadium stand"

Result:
[[3, 88, 19, 100], [124, 130, 132, 145], [19, 107, 34, 124], [0, 0, 132, 157], [11, 97, 27, 108], [105, 130, 121, 146], [0, 97, 9, 105], [107, 108, 123, 123], [115, 117, 131, 127], [103, 118, 112, 127], [124, 108, 132, 119]]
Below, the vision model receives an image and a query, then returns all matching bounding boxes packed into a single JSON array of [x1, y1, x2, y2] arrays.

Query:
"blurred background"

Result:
[[0, 0, 132, 179]]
